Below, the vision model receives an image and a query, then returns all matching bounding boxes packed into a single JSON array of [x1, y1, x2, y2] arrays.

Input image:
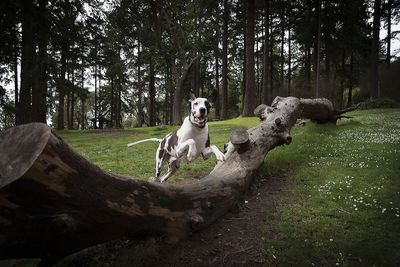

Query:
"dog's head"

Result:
[[188, 90, 218, 128]]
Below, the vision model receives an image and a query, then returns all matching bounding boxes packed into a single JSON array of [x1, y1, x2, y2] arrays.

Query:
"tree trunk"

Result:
[[66, 90, 71, 129], [18, 0, 35, 125], [117, 76, 122, 129], [194, 61, 201, 97], [305, 45, 311, 90], [94, 65, 98, 129], [32, 52, 40, 122], [280, 5, 285, 96], [71, 91, 75, 129], [370, 0, 381, 99], [14, 42, 19, 108], [0, 96, 358, 265], [269, 16, 274, 104], [81, 98, 85, 130], [339, 50, 346, 109], [215, 38, 220, 119], [315, 0, 321, 98], [242, 0, 257, 117], [386, 0, 392, 66], [31, 0, 48, 124], [172, 77, 184, 124], [348, 52, 354, 107], [57, 47, 67, 130], [137, 44, 143, 127], [110, 75, 115, 128], [149, 58, 156, 126], [256, 26, 260, 104], [261, 0, 270, 105], [288, 27, 291, 96], [242, 32, 246, 114], [221, 0, 229, 120]]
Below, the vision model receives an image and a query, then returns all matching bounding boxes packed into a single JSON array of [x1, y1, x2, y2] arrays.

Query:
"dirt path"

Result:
[[58, 174, 293, 267]]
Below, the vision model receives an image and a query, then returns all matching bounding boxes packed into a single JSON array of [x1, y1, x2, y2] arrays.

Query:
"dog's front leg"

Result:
[[176, 139, 197, 162], [201, 145, 225, 162]]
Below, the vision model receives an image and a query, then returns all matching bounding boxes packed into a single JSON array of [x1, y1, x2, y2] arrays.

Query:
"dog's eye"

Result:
[[193, 102, 198, 106]]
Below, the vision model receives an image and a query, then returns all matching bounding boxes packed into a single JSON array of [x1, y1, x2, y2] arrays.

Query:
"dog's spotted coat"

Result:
[[127, 90, 225, 182]]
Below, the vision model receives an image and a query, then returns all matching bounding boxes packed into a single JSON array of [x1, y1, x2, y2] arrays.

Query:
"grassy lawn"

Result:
[[57, 116, 259, 181], [57, 108, 400, 265], [258, 108, 400, 266]]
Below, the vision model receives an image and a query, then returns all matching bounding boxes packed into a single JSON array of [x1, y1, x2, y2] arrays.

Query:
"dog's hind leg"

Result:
[[155, 146, 166, 178], [159, 160, 179, 183]]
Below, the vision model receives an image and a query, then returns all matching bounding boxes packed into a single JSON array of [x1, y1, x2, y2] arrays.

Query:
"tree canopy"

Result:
[[0, 0, 399, 130]]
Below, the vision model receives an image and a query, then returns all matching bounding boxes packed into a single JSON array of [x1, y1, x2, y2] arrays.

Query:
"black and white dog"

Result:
[[127, 90, 225, 182]]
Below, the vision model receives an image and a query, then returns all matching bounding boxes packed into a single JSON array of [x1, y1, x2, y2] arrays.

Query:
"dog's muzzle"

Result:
[[191, 114, 207, 128]]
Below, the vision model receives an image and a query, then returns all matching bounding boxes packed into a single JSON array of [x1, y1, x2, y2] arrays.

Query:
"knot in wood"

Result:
[[230, 129, 250, 154], [230, 129, 249, 145]]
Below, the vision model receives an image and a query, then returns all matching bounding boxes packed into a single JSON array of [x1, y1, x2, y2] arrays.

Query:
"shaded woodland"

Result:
[[0, 0, 399, 130]]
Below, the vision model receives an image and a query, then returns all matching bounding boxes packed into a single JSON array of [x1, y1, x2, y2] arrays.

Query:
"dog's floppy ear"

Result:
[[207, 89, 218, 105], [189, 91, 196, 102]]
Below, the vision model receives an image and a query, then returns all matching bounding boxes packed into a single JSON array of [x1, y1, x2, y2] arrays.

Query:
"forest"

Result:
[[0, 0, 399, 130]]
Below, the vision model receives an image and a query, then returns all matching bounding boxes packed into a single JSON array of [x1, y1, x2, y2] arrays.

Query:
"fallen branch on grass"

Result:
[[0, 96, 358, 265]]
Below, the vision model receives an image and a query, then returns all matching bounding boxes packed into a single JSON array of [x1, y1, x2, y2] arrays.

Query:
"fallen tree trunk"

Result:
[[0, 97, 356, 265]]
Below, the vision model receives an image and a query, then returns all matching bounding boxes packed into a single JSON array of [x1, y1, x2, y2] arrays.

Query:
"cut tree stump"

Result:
[[0, 96, 357, 265]]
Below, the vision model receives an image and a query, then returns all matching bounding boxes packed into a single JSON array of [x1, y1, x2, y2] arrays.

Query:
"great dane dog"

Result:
[[127, 90, 225, 182]]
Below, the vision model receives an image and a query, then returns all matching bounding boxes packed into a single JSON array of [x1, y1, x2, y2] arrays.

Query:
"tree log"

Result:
[[0, 97, 356, 265]]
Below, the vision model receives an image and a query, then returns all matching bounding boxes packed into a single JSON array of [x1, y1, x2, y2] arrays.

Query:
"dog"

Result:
[[127, 90, 225, 182]]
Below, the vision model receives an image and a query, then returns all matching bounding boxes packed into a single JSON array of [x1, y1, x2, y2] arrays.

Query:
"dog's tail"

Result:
[[127, 138, 162, 147]]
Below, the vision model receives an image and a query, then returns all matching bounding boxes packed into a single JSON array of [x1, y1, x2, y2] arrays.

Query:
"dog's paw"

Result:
[[148, 176, 161, 183], [215, 151, 225, 162], [187, 151, 197, 162], [186, 147, 197, 162]]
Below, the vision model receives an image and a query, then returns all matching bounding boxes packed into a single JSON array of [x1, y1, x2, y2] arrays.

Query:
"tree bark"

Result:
[[31, 0, 48, 124], [288, 27, 292, 96], [305, 45, 311, 91], [57, 47, 67, 130], [149, 58, 156, 126], [215, 38, 220, 119], [18, 0, 35, 125], [94, 65, 98, 129], [339, 50, 346, 109], [348, 52, 354, 107], [66, 88, 71, 129], [315, 0, 322, 98], [261, 0, 270, 105], [117, 75, 122, 129], [110, 75, 115, 128], [386, 0, 392, 66], [280, 4, 285, 96], [242, 0, 257, 117], [0, 96, 357, 265], [221, 0, 229, 120], [71, 91, 75, 129], [194, 61, 201, 97], [269, 17, 274, 104], [370, 0, 381, 99], [81, 98, 85, 130], [137, 44, 143, 127], [14, 43, 19, 108]]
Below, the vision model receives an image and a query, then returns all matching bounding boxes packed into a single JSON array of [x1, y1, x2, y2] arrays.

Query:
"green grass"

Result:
[[56, 109, 400, 265], [57, 116, 259, 181], [257, 108, 400, 266]]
